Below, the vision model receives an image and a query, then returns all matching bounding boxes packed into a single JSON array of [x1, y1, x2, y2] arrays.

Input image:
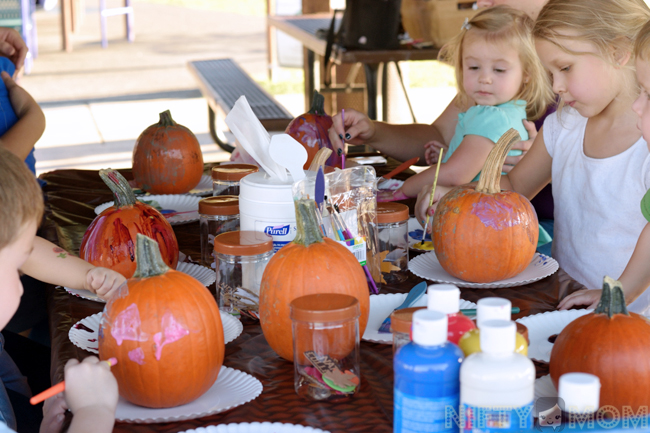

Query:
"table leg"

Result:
[[363, 63, 380, 120]]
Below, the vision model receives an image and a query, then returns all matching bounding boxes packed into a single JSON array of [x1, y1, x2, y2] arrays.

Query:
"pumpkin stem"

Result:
[[133, 233, 171, 278], [99, 169, 137, 208], [292, 199, 324, 247], [594, 276, 629, 317], [475, 128, 522, 194], [308, 90, 326, 116], [158, 110, 177, 127]]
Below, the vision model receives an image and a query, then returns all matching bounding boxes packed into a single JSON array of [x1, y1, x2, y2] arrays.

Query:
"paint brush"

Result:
[[340, 109, 346, 169], [420, 148, 444, 247], [30, 358, 118, 405]]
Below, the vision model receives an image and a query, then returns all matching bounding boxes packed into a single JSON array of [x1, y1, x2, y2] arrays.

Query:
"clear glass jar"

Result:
[[391, 306, 425, 356], [290, 294, 361, 401], [212, 163, 258, 196], [199, 196, 240, 269], [214, 230, 273, 314], [377, 203, 409, 284]]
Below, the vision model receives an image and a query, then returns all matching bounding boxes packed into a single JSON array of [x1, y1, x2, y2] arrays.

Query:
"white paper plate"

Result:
[[94, 194, 201, 225], [409, 252, 559, 289], [69, 310, 243, 354], [362, 293, 477, 344], [178, 423, 331, 433], [116, 366, 262, 423], [63, 262, 216, 302], [535, 375, 558, 400], [188, 174, 213, 196], [515, 309, 592, 363]]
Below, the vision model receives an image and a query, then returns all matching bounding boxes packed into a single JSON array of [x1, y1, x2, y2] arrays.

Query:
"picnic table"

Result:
[[39, 161, 586, 432]]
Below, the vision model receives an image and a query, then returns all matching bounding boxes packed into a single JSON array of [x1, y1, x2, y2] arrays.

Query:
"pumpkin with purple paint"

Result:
[[80, 169, 179, 279], [432, 129, 538, 283], [132, 110, 204, 194], [285, 90, 342, 169], [99, 234, 224, 408]]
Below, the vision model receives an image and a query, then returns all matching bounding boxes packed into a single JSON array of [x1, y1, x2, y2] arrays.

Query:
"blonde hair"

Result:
[[0, 148, 43, 250], [635, 19, 650, 61], [534, 0, 650, 109], [439, 5, 553, 121]]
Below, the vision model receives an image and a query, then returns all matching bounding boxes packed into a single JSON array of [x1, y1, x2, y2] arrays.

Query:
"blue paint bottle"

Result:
[[394, 309, 465, 433]]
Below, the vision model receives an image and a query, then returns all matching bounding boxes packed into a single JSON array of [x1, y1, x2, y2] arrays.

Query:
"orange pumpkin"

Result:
[[550, 276, 650, 414], [99, 234, 224, 408], [285, 90, 342, 169], [432, 129, 538, 283], [259, 199, 370, 362], [132, 110, 204, 194], [80, 169, 179, 279]]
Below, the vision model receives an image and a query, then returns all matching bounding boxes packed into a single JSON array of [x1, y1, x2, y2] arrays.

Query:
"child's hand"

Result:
[[557, 289, 601, 310], [40, 393, 67, 433], [64, 356, 118, 416], [2, 71, 33, 116], [85, 267, 125, 300], [414, 184, 452, 231], [424, 140, 447, 165], [0, 27, 27, 77], [502, 120, 537, 173], [377, 188, 411, 203]]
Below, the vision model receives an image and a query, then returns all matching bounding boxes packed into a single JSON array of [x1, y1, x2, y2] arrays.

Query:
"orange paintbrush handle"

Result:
[[30, 358, 118, 405]]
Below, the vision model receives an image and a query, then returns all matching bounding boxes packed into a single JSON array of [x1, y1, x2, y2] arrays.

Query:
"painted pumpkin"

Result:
[[80, 169, 178, 279], [285, 90, 341, 169], [99, 234, 224, 408], [432, 129, 538, 283], [132, 110, 204, 194], [550, 276, 650, 413], [259, 199, 369, 362]]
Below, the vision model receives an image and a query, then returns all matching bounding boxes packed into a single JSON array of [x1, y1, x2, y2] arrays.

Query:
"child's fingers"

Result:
[[522, 119, 538, 141], [557, 289, 591, 310]]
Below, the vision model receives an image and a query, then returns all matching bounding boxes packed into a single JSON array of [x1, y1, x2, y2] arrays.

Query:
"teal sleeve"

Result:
[[461, 104, 529, 152]]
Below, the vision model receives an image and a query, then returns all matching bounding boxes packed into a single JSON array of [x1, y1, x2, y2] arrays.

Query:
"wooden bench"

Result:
[[188, 58, 294, 153]]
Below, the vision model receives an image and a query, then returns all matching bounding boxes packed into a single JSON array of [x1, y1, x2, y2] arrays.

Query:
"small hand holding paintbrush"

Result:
[[420, 148, 444, 248]]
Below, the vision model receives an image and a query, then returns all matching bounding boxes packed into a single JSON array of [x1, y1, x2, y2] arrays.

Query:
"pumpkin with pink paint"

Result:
[[432, 129, 538, 283], [98, 234, 224, 408]]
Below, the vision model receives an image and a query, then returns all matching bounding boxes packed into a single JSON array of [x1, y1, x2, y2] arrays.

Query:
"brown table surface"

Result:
[[39, 162, 585, 433]]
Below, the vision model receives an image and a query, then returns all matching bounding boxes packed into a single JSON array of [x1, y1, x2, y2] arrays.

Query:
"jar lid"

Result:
[[290, 293, 360, 323], [211, 164, 259, 181], [213, 230, 273, 255], [390, 306, 426, 334], [199, 196, 239, 215], [376, 202, 409, 224]]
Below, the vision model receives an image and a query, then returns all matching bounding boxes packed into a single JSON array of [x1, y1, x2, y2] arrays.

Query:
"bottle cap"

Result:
[[427, 284, 460, 314], [559, 373, 601, 414], [412, 310, 447, 346], [480, 320, 515, 354], [477, 298, 512, 328]]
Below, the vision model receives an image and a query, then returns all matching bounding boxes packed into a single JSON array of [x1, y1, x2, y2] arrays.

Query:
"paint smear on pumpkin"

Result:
[[152, 312, 190, 361], [471, 197, 520, 230], [128, 347, 146, 365], [296, 121, 319, 148], [111, 304, 148, 345]]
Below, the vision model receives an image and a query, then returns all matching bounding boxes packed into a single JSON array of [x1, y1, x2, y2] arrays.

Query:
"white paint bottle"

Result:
[[239, 171, 302, 253], [460, 320, 535, 432]]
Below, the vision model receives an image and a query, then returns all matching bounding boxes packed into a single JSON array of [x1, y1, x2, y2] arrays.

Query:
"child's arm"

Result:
[[499, 126, 552, 199], [0, 72, 46, 161], [558, 223, 650, 310], [64, 356, 118, 433], [20, 237, 125, 299]]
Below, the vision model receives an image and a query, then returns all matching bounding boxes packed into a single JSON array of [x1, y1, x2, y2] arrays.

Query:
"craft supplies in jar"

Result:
[[213, 230, 273, 314], [290, 293, 361, 401], [427, 284, 476, 344], [458, 298, 528, 357], [394, 310, 464, 433], [557, 373, 600, 428], [376, 202, 409, 285], [460, 320, 535, 432], [390, 306, 425, 356], [199, 196, 240, 268], [240, 171, 303, 253], [212, 163, 259, 196]]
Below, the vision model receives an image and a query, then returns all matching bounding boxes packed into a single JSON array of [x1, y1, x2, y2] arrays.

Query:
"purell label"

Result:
[[256, 221, 297, 252]]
